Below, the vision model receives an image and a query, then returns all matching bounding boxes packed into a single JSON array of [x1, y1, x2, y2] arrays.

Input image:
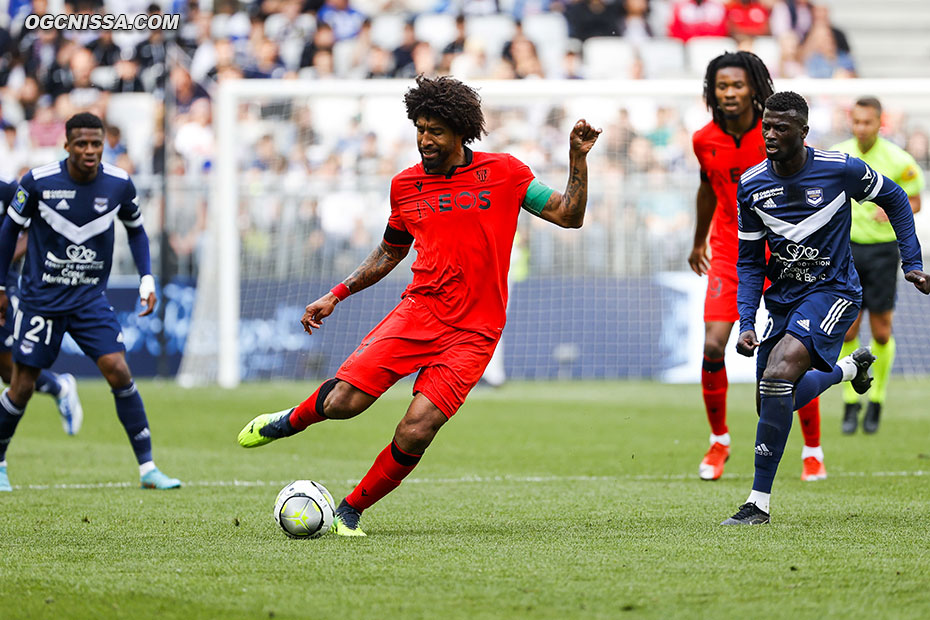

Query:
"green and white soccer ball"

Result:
[[273, 480, 335, 539]]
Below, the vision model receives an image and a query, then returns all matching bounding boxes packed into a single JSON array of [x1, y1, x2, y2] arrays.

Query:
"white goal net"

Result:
[[177, 78, 930, 387]]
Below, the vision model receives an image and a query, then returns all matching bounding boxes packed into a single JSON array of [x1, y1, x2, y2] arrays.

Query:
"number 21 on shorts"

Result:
[[13, 310, 54, 345]]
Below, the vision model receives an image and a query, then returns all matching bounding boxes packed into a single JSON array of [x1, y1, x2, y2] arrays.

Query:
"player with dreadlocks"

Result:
[[237, 75, 601, 535], [689, 51, 827, 483]]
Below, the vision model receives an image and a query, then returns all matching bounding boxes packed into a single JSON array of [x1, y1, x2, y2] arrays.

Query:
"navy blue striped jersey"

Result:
[[736, 147, 923, 333], [6, 160, 143, 313]]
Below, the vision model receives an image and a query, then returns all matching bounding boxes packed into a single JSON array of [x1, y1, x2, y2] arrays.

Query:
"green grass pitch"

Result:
[[1, 379, 929, 619]]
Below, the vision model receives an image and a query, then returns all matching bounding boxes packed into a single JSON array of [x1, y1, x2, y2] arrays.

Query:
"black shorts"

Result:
[[851, 241, 899, 313]]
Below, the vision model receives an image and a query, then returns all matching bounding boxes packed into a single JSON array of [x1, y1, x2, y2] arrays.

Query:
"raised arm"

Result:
[[300, 238, 410, 335], [530, 119, 601, 229]]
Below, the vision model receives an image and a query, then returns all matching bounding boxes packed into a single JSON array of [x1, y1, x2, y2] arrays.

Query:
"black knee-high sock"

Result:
[[753, 379, 794, 494], [0, 389, 26, 462], [113, 382, 152, 465]]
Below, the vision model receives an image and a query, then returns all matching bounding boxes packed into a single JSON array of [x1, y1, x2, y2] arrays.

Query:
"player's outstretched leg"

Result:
[[792, 347, 875, 412], [36, 372, 83, 435], [237, 378, 340, 448], [237, 408, 298, 448]]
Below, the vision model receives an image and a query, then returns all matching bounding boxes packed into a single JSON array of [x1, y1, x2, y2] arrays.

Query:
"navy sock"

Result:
[[112, 382, 152, 465], [0, 389, 26, 462], [753, 379, 794, 494], [793, 366, 843, 411], [34, 371, 62, 397]]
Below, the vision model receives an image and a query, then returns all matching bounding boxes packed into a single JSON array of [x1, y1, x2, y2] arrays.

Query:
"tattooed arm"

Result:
[[532, 119, 601, 229], [301, 240, 410, 334]]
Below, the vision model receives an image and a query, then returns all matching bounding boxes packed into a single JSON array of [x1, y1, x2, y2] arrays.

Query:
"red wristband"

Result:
[[330, 283, 350, 302]]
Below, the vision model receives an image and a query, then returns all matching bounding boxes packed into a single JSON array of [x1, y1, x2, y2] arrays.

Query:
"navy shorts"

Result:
[[10, 295, 125, 369], [757, 291, 860, 377]]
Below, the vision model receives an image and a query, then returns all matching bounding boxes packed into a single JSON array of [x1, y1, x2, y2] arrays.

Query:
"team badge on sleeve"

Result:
[[11, 187, 28, 213]]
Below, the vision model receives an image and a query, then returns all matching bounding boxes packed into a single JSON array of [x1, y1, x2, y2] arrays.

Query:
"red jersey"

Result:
[[691, 117, 766, 266], [387, 149, 534, 338]]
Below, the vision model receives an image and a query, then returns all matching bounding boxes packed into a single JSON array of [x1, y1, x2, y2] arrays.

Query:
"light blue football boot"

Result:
[[0, 465, 11, 492], [56, 373, 83, 435], [140, 468, 181, 490]]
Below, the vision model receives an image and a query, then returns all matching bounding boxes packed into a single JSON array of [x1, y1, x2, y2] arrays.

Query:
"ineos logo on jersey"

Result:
[[416, 190, 491, 219]]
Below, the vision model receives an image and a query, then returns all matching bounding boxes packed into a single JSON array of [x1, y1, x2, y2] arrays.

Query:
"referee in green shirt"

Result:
[[832, 96, 925, 434]]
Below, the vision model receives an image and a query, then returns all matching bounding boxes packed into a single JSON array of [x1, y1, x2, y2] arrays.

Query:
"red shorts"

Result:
[[336, 295, 499, 418], [703, 257, 739, 323]]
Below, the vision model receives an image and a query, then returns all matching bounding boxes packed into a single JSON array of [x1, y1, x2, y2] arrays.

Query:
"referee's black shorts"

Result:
[[851, 241, 900, 313]]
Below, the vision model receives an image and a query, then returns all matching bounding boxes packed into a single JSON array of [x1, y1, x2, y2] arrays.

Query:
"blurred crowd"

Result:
[[0, 0, 928, 280]]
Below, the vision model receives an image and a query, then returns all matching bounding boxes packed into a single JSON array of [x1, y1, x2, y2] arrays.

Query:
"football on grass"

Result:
[[273, 480, 335, 539]]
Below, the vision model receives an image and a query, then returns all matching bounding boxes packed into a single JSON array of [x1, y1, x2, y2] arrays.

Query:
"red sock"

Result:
[[288, 378, 338, 431], [701, 356, 728, 436], [797, 397, 821, 447], [346, 441, 422, 511]]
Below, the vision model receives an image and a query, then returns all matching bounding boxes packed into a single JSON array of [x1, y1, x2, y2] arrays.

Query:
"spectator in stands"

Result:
[[450, 38, 489, 80], [103, 123, 136, 173], [133, 3, 168, 95], [316, 0, 367, 42], [667, 0, 728, 42], [28, 96, 64, 148], [620, 0, 653, 44], [768, 0, 812, 40], [563, 46, 585, 79], [299, 22, 335, 69], [61, 46, 107, 113], [773, 30, 806, 78], [365, 46, 395, 79], [391, 19, 418, 78], [565, 0, 623, 41], [170, 65, 209, 116], [726, 0, 771, 40], [440, 14, 468, 74], [174, 97, 214, 174], [103, 124, 128, 165], [395, 41, 437, 78], [800, 4, 855, 78], [43, 39, 79, 100], [86, 29, 122, 68], [510, 36, 545, 79], [308, 48, 337, 79], [0, 122, 26, 180], [906, 130, 930, 171], [341, 18, 376, 78], [243, 37, 288, 79], [112, 57, 146, 93]]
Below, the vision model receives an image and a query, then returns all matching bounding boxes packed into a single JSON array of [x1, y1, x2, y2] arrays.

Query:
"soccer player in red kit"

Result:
[[238, 76, 601, 535], [689, 52, 826, 482]]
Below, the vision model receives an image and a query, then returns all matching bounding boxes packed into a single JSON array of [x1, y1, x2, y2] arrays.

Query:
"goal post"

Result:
[[177, 78, 930, 387]]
